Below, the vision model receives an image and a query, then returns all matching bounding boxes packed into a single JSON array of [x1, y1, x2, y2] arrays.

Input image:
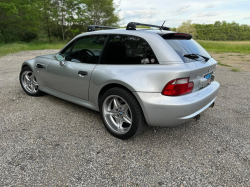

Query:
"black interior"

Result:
[[61, 34, 158, 65], [63, 49, 100, 64], [101, 35, 158, 64]]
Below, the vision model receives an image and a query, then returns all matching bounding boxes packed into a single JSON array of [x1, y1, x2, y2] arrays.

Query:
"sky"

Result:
[[114, 0, 250, 27]]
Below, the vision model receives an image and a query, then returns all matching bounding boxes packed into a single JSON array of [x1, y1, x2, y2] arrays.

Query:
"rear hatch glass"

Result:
[[164, 39, 211, 63]]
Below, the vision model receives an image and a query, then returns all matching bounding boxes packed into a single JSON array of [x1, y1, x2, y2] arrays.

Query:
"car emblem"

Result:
[[208, 67, 211, 72]]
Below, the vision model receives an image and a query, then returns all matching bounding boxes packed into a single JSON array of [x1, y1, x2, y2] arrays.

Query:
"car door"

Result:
[[45, 35, 108, 100]]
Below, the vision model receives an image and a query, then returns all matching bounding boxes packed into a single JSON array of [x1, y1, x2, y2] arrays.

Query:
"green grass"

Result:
[[218, 62, 231, 67], [196, 40, 250, 53], [217, 62, 240, 72], [0, 42, 67, 57], [220, 56, 225, 58], [1, 40, 250, 57], [231, 68, 240, 72]]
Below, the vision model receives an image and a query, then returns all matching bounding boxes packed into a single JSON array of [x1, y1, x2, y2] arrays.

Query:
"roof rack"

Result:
[[126, 22, 170, 31], [87, 25, 118, 32]]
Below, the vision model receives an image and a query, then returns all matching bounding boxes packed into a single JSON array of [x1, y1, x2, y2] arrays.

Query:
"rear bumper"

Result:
[[133, 81, 220, 126]]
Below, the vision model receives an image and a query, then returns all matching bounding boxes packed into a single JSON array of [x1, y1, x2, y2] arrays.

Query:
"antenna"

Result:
[[160, 21, 165, 30]]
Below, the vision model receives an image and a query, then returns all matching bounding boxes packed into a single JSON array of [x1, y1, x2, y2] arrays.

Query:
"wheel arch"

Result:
[[98, 83, 145, 119], [21, 62, 33, 71], [98, 83, 132, 105], [22, 64, 30, 69]]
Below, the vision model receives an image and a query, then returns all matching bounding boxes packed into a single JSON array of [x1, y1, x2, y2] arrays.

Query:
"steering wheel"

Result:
[[77, 49, 95, 63]]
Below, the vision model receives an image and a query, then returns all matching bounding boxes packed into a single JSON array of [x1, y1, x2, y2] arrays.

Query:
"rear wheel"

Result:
[[100, 87, 145, 139], [20, 66, 44, 96]]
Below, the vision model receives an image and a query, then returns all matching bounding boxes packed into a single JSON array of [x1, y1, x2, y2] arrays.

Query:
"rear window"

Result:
[[165, 39, 211, 63]]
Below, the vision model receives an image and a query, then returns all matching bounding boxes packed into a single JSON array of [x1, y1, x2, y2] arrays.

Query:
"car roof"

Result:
[[75, 28, 176, 39]]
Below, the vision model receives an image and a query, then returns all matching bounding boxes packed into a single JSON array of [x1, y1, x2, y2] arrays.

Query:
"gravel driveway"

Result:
[[0, 50, 250, 186]]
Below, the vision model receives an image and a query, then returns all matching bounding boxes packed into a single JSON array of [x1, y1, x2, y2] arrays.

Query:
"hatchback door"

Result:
[[163, 35, 217, 91]]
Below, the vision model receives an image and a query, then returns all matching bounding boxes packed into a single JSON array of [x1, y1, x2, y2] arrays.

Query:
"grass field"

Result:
[[0, 40, 250, 57], [0, 42, 67, 57], [196, 40, 250, 53]]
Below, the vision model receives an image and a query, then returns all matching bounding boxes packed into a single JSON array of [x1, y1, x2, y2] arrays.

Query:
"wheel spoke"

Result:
[[113, 98, 120, 109], [33, 81, 38, 86], [116, 117, 123, 129], [121, 103, 128, 112], [25, 75, 30, 82], [108, 109, 117, 116], [30, 84, 35, 92], [123, 115, 131, 125], [30, 74, 35, 81]]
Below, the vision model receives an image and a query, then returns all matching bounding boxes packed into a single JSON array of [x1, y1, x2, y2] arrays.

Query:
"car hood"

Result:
[[36, 54, 56, 60]]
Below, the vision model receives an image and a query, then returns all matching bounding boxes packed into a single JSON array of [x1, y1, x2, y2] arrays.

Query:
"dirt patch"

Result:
[[211, 52, 250, 72]]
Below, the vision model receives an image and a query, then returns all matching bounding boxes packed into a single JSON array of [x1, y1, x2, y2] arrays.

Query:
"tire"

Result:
[[100, 87, 146, 139], [19, 66, 44, 97]]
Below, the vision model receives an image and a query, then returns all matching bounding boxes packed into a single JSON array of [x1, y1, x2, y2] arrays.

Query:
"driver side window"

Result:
[[69, 35, 108, 64]]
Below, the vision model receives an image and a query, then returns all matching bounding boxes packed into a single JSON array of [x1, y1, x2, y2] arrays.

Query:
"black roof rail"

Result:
[[87, 25, 118, 32], [126, 22, 170, 31]]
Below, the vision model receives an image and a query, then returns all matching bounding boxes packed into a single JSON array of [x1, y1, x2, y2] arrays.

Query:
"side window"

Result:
[[61, 41, 75, 61], [69, 35, 107, 64], [100, 35, 158, 64]]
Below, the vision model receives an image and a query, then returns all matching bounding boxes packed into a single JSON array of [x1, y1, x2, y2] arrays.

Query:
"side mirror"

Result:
[[55, 54, 65, 66]]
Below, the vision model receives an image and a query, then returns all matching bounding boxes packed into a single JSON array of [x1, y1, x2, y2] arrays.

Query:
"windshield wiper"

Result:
[[195, 54, 210, 62], [184, 53, 210, 62]]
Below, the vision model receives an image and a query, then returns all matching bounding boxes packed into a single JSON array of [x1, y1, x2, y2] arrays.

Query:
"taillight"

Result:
[[162, 78, 193, 96]]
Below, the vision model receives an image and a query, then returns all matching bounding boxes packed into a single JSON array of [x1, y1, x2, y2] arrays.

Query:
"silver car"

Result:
[[19, 22, 220, 139]]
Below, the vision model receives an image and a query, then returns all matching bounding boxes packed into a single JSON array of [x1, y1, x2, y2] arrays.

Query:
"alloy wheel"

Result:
[[102, 95, 133, 134], [21, 71, 39, 94]]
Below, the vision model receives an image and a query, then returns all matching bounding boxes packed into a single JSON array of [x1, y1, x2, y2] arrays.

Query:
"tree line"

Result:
[[175, 20, 250, 41], [1, 1, 250, 44], [0, 0, 120, 43]]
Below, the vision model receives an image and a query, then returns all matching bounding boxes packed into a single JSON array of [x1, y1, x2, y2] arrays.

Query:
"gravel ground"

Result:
[[0, 50, 250, 186]]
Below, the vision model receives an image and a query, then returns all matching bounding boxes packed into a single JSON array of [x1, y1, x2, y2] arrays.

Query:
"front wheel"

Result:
[[100, 87, 146, 139], [19, 66, 44, 96]]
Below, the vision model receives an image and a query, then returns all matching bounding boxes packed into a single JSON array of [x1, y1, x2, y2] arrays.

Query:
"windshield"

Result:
[[165, 39, 211, 63]]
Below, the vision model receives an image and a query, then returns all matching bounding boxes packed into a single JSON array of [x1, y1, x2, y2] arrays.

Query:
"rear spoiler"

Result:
[[160, 33, 192, 40]]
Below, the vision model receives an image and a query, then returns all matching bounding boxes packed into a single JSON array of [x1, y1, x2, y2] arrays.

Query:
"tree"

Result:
[[49, 0, 120, 41], [39, 0, 53, 42], [83, 0, 120, 26], [0, 0, 41, 42], [0, 0, 120, 43], [177, 20, 198, 39]]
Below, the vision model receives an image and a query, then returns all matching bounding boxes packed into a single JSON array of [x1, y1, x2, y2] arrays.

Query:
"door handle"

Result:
[[36, 64, 46, 69], [78, 71, 88, 77]]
